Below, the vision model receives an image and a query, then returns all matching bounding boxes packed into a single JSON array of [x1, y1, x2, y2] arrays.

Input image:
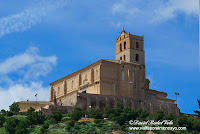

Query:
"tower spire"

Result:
[[122, 26, 124, 31]]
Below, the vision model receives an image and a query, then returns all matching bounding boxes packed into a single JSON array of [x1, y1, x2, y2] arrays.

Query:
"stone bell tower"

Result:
[[116, 26, 145, 65]]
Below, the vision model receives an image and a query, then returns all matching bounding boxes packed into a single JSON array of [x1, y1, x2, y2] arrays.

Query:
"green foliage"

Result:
[[50, 111, 62, 123], [27, 110, 46, 125], [194, 99, 200, 118], [88, 109, 103, 119], [0, 109, 6, 116], [154, 111, 165, 121], [39, 122, 49, 133], [61, 117, 71, 123], [47, 118, 57, 124], [9, 102, 20, 114], [7, 111, 14, 116], [137, 109, 149, 120], [26, 107, 35, 116], [4, 118, 19, 133], [66, 120, 75, 131], [71, 108, 83, 121], [0, 114, 5, 127], [165, 113, 176, 120], [114, 102, 124, 117], [15, 119, 29, 134], [104, 105, 115, 118], [192, 119, 200, 132]]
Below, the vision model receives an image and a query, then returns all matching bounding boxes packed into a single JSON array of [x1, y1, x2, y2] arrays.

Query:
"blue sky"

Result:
[[0, 0, 199, 114]]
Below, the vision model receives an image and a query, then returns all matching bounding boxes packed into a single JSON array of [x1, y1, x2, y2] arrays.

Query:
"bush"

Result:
[[154, 111, 164, 121], [4, 118, 19, 133], [192, 119, 200, 132], [50, 111, 62, 122], [166, 113, 176, 121], [0, 114, 5, 127], [66, 120, 75, 131], [88, 109, 103, 119], [7, 111, 14, 116], [15, 128, 29, 134], [61, 117, 71, 123], [27, 110, 46, 125], [1, 109, 6, 116], [47, 118, 57, 124], [138, 109, 149, 120], [71, 108, 83, 121], [104, 105, 115, 118], [39, 122, 49, 133], [9, 102, 20, 114]]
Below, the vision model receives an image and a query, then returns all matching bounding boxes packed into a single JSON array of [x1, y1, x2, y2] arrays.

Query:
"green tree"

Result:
[[104, 105, 115, 118], [88, 109, 103, 119], [4, 118, 19, 133], [71, 108, 83, 121], [165, 113, 176, 121], [27, 110, 46, 125], [154, 111, 165, 121], [9, 102, 20, 114], [26, 107, 35, 116], [0, 114, 5, 127], [66, 120, 75, 131], [50, 111, 62, 122], [1, 109, 6, 116], [114, 102, 124, 117], [15, 119, 29, 134], [138, 109, 149, 120], [194, 99, 200, 118]]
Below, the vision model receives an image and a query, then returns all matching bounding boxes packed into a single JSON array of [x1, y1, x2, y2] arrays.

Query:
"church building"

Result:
[[48, 27, 180, 115]]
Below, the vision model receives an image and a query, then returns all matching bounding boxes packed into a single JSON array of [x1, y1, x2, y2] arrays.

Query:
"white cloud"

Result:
[[0, 46, 57, 110], [0, 0, 68, 38], [0, 46, 57, 78], [111, 0, 198, 24], [0, 82, 50, 110]]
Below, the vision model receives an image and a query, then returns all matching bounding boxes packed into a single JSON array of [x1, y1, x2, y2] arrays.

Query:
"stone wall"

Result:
[[76, 93, 180, 115]]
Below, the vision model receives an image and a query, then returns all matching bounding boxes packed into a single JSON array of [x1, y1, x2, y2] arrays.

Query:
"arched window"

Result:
[[132, 72, 135, 82], [136, 42, 139, 49], [124, 42, 126, 49], [120, 44, 122, 51], [121, 70, 125, 80], [58, 87, 60, 96], [136, 54, 139, 61], [85, 74, 87, 81], [124, 55, 126, 61], [96, 70, 98, 79], [72, 80, 74, 89]]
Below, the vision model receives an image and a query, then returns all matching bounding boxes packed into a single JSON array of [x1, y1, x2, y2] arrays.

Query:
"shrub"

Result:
[[61, 117, 71, 123], [1, 109, 6, 116], [104, 105, 115, 118], [15, 128, 29, 134], [138, 109, 149, 120], [66, 120, 75, 131], [47, 118, 57, 124], [9, 102, 20, 114], [71, 108, 83, 121], [39, 122, 49, 133], [7, 111, 14, 116], [50, 111, 62, 122], [88, 109, 103, 119], [4, 118, 19, 133], [154, 111, 164, 121], [166, 113, 176, 121], [27, 110, 46, 125], [26, 107, 35, 116], [0, 114, 5, 127], [192, 119, 200, 132]]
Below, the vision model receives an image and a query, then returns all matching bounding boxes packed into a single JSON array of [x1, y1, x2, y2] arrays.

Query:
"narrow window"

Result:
[[121, 70, 125, 80], [96, 70, 98, 79], [124, 42, 126, 49], [132, 72, 135, 82], [72, 80, 74, 89], [136, 42, 139, 49], [120, 44, 122, 51], [124, 55, 126, 61], [58, 87, 60, 96], [120, 57, 122, 60], [136, 54, 139, 61], [85, 74, 87, 81]]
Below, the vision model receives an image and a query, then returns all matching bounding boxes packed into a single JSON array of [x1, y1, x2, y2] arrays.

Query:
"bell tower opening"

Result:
[[115, 26, 145, 65]]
